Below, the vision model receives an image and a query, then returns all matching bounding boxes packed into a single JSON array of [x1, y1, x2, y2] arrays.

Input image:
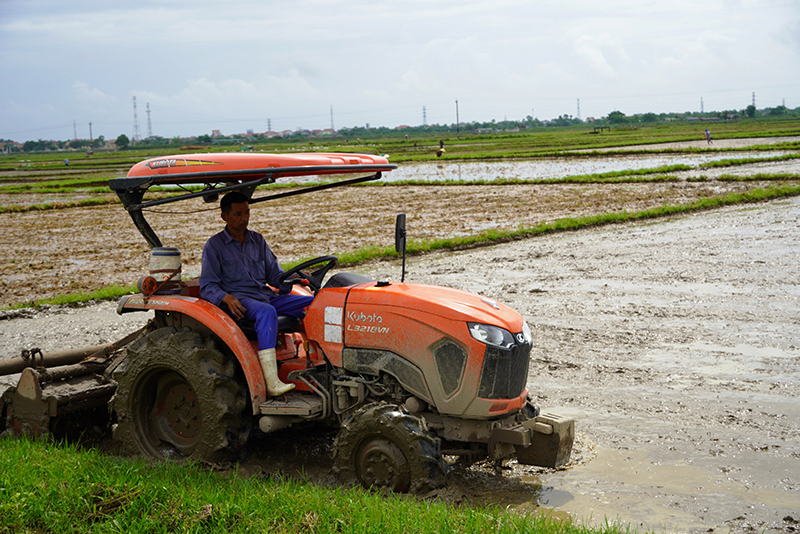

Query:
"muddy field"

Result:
[[1, 139, 799, 533], [2, 196, 799, 533], [1, 178, 798, 309]]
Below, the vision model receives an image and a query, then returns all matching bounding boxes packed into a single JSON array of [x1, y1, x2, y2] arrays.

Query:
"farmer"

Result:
[[199, 191, 313, 396], [705, 129, 712, 144]]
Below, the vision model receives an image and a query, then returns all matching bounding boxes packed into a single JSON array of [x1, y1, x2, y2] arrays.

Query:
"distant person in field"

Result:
[[705, 129, 712, 145]]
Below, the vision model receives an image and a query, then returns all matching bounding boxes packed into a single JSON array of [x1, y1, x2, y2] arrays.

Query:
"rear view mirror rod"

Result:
[[395, 213, 406, 283]]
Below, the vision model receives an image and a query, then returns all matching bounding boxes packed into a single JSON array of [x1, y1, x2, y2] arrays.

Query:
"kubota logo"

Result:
[[347, 311, 383, 323], [346, 310, 389, 335]]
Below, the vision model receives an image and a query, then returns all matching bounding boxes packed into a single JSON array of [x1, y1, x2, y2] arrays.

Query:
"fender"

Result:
[[118, 294, 266, 413]]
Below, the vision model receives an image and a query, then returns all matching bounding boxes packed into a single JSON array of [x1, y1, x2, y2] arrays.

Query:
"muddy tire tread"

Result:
[[111, 327, 249, 462], [333, 402, 446, 493]]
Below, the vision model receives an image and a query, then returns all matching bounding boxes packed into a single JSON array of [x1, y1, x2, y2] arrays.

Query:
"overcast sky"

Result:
[[1, 0, 798, 142]]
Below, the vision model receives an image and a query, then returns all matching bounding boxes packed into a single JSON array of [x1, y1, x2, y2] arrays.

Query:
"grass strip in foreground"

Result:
[[0, 438, 632, 534]]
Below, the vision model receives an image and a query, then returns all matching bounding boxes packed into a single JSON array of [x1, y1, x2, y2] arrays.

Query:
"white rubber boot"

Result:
[[258, 348, 295, 396]]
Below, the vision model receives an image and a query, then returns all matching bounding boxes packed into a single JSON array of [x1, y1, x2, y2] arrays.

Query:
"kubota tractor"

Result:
[[0, 152, 573, 493]]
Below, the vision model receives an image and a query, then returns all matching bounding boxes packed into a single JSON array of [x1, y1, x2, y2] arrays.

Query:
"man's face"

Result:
[[221, 201, 250, 234]]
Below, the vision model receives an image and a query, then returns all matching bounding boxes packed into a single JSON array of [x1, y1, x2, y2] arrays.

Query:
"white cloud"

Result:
[[572, 35, 617, 78], [72, 82, 115, 106]]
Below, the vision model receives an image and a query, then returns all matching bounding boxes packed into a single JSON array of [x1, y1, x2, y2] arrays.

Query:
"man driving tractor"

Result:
[[199, 191, 314, 396]]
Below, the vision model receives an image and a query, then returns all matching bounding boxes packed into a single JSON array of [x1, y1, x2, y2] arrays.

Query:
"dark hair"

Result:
[[221, 191, 249, 213]]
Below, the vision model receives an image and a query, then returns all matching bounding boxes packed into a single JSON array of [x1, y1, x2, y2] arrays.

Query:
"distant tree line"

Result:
[[20, 136, 106, 153], [337, 104, 800, 138], [11, 104, 800, 152]]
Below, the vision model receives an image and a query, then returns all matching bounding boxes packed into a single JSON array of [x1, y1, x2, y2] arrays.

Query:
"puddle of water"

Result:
[[536, 448, 730, 531], [562, 444, 796, 527]]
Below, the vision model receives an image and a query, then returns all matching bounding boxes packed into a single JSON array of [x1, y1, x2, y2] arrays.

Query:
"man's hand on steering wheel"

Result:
[[279, 255, 338, 292]]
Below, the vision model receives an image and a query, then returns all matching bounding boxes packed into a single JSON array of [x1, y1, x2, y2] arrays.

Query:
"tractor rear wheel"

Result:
[[111, 327, 249, 462], [333, 402, 446, 493]]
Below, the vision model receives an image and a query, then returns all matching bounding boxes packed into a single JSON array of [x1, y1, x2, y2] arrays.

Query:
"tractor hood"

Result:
[[345, 281, 524, 332]]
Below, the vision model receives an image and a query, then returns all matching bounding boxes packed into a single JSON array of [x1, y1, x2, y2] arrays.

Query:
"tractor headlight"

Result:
[[468, 323, 515, 349], [521, 321, 532, 345]]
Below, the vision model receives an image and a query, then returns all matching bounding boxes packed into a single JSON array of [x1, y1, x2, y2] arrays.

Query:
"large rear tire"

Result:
[[111, 327, 249, 462], [333, 402, 446, 493]]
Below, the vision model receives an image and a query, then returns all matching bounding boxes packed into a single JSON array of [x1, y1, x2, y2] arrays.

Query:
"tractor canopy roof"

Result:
[[109, 152, 396, 248]]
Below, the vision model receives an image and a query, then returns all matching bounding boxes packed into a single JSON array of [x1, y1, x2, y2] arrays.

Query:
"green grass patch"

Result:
[[0, 197, 117, 213], [717, 173, 800, 181], [698, 152, 800, 169], [2, 284, 137, 310], [0, 437, 631, 534], [0, 176, 117, 192]]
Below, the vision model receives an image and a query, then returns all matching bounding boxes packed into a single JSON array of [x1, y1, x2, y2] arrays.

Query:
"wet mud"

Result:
[[359, 197, 799, 533]]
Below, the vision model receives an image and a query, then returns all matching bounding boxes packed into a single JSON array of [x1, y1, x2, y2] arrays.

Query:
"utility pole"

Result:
[[132, 96, 141, 144], [330, 105, 335, 133], [577, 99, 581, 121], [752, 92, 756, 108], [423, 106, 427, 126], [267, 119, 271, 132], [701, 97, 704, 114], [455, 100, 459, 138], [73, 120, 77, 141], [88, 122, 93, 154], [146, 103, 152, 138]]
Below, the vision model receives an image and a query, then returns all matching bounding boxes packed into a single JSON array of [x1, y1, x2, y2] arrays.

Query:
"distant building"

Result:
[[0, 141, 22, 153]]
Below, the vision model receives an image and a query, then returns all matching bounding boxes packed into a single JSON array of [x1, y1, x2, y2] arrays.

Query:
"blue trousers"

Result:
[[240, 295, 314, 350]]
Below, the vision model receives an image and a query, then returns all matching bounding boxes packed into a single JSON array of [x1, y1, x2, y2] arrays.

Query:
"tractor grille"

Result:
[[478, 341, 531, 399], [433, 340, 467, 398]]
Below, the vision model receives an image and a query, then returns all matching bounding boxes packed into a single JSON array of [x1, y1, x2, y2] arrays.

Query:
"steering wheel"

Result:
[[279, 255, 338, 292]]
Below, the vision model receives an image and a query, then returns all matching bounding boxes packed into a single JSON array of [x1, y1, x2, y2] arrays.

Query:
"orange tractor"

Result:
[[0, 152, 573, 492]]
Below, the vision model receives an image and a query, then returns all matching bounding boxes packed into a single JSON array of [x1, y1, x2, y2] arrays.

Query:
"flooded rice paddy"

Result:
[[386, 150, 793, 182]]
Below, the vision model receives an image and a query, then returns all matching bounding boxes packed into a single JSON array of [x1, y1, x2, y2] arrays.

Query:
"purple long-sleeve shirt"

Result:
[[199, 227, 289, 306]]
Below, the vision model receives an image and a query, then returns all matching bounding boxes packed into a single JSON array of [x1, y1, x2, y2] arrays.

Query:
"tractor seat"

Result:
[[237, 315, 301, 340]]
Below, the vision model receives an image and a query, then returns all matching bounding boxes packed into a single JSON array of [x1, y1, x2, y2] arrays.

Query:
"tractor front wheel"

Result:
[[333, 402, 446, 493], [111, 327, 249, 462]]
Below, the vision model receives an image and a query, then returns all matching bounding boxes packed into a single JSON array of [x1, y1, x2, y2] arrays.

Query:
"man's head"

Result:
[[220, 191, 249, 214], [220, 191, 250, 237]]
